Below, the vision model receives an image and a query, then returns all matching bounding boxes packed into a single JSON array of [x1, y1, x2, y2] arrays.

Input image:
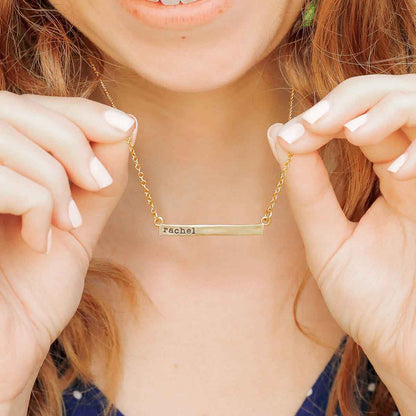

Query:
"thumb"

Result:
[[267, 123, 354, 279], [69, 116, 138, 258]]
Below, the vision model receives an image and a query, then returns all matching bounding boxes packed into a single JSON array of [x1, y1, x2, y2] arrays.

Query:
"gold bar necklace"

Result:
[[88, 58, 295, 236]]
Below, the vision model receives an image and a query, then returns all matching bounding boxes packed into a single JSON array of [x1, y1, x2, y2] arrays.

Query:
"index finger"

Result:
[[22, 94, 136, 143], [300, 73, 416, 135]]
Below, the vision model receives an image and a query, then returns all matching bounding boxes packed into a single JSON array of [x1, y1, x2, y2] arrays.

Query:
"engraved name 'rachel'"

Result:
[[162, 226, 196, 235]]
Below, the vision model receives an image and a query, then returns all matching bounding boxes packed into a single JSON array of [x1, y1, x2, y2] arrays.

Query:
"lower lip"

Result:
[[117, 0, 233, 29]]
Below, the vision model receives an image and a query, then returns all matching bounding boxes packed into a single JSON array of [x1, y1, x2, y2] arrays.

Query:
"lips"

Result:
[[117, 0, 233, 29]]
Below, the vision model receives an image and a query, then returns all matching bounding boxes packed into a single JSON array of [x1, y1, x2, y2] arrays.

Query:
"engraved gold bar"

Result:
[[159, 223, 265, 236]]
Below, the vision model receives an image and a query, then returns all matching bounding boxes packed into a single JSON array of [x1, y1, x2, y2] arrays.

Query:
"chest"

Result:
[[88, 189, 346, 416], [65, 330, 348, 416], [85, 261, 346, 416]]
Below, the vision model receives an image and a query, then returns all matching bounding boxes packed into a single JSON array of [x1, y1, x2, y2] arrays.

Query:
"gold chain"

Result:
[[88, 57, 294, 228]]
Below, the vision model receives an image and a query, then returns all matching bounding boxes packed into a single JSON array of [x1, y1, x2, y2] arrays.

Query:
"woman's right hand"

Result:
[[0, 91, 137, 402]]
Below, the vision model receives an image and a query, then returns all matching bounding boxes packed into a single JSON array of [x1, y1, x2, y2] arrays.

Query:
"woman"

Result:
[[1, 0, 416, 414]]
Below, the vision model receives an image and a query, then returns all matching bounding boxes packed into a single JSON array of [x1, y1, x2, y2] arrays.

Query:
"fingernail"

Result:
[[278, 123, 305, 144], [90, 156, 113, 189], [302, 100, 330, 124], [267, 122, 283, 142], [344, 114, 368, 132], [68, 199, 83, 228], [46, 227, 52, 254], [387, 152, 408, 173], [127, 113, 138, 146], [104, 109, 135, 132]]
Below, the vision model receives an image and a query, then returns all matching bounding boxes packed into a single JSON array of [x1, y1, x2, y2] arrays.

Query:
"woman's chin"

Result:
[[121, 54, 259, 93]]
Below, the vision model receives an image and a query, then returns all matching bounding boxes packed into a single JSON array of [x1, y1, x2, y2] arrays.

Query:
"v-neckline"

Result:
[[64, 335, 348, 416], [294, 334, 346, 415]]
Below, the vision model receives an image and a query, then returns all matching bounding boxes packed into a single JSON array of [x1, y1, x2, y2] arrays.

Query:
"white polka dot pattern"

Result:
[[72, 390, 83, 400]]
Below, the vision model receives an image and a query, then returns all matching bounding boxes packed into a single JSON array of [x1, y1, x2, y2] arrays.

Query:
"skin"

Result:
[[0, 0, 415, 415]]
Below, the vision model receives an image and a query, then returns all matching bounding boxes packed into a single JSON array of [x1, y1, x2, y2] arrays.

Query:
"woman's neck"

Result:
[[91, 52, 311, 311], [92, 54, 292, 225], [90, 50, 344, 343]]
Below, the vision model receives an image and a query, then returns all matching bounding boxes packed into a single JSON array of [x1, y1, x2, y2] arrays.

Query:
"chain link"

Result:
[[88, 57, 294, 228], [88, 58, 164, 227], [261, 87, 295, 225]]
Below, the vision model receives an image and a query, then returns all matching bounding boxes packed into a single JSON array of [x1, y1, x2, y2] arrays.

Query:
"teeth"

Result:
[[148, 0, 199, 4]]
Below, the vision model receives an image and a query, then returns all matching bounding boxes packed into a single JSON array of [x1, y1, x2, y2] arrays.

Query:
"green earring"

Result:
[[301, 0, 317, 28]]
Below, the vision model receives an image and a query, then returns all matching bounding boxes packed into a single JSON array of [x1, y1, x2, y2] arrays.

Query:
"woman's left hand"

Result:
[[267, 73, 416, 414]]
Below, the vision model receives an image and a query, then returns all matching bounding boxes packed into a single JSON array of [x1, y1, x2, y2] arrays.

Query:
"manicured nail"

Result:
[[267, 123, 283, 154], [387, 152, 408, 173], [127, 113, 138, 146], [278, 123, 305, 144], [68, 199, 83, 228], [46, 227, 52, 254], [90, 156, 113, 189], [267, 122, 283, 139], [302, 100, 330, 124], [104, 109, 135, 132], [344, 114, 368, 132]]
